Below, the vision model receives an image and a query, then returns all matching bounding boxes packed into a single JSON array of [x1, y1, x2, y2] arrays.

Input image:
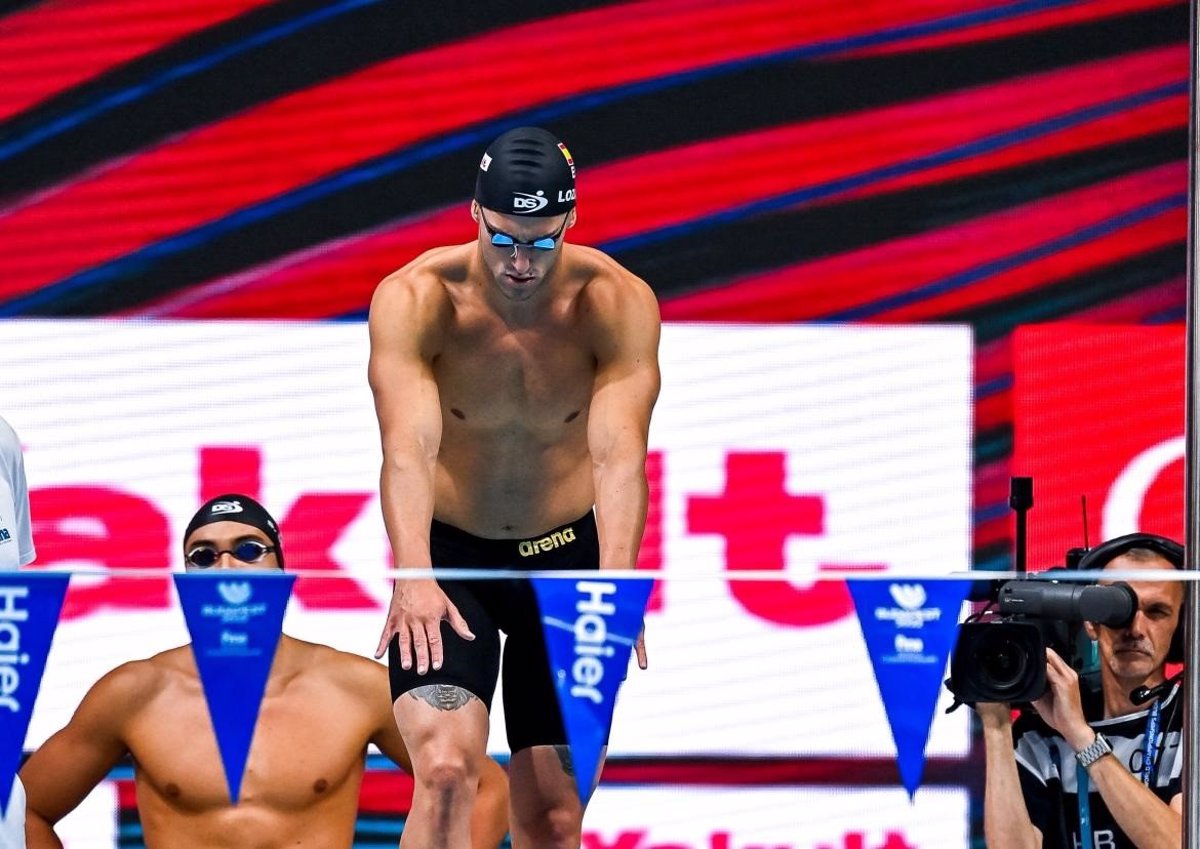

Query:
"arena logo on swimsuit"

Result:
[[0, 586, 31, 713], [519, 527, 576, 557]]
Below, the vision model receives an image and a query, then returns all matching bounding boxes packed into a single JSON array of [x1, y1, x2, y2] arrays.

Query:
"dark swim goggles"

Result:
[[185, 540, 276, 569], [480, 211, 567, 251]]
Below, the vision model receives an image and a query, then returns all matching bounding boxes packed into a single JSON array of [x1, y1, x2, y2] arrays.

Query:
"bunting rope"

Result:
[[18, 566, 1200, 582]]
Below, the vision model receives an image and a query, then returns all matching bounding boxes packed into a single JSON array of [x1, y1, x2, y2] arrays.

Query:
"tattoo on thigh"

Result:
[[408, 685, 478, 712], [554, 744, 575, 777]]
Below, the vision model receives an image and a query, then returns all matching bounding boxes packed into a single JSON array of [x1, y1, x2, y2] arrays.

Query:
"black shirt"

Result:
[[1013, 682, 1183, 849]]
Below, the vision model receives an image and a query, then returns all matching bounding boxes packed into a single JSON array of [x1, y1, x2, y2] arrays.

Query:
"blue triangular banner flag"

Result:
[[0, 573, 69, 818], [532, 576, 653, 803], [174, 573, 294, 803], [847, 578, 971, 799]]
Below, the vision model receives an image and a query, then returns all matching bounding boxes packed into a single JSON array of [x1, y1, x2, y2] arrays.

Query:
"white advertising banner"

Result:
[[4, 320, 972, 758], [583, 785, 970, 849]]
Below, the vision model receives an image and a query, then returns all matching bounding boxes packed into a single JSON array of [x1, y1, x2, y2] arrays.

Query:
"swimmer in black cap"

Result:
[[369, 127, 661, 848], [464, 125, 582, 302], [182, 494, 285, 573], [21, 495, 509, 849], [182, 493, 285, 570]]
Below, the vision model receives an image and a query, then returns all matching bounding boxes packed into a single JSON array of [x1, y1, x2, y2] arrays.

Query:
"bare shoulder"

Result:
[[76, 648, 185, 721], [570, 244, 659, 318], [290, 639, 388, 699], [568, 245, 662, 328], [568, 246, 660, 360], [370, 245, 468, 317], [368, 246, 471, 362]]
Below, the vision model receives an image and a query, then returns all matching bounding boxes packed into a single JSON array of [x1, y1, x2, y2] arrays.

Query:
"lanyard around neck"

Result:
[[1142, 698, 1163, 786], [1076, 762, 1094, 849]]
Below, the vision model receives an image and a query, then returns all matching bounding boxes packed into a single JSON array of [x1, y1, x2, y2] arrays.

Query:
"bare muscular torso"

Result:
[[418, 242, 623, 537], [124, 638, 384, 848]]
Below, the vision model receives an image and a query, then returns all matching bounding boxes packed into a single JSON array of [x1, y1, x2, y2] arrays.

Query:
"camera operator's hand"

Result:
[[1030, 649, 1094, 751]]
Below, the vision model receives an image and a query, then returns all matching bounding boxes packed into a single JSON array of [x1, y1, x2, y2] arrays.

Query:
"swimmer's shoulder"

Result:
[[288, 639, 389, 698], [566, 244, 660, 323], [78, 647, 191, 721], [369, 246, 474, 347], [372, 245, 471, 308]]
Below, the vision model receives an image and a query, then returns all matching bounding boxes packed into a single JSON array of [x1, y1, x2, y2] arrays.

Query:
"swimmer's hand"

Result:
[[375, 578, 475, 674], [635, 624, 647, 670]]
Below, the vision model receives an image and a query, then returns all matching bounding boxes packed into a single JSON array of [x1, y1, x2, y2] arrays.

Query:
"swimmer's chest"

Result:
[[435, 317, 596, 430], [130, 687, 367, 812]]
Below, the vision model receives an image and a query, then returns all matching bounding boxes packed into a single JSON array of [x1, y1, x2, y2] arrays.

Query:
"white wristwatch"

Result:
[[1076, 733, 1112, 769]]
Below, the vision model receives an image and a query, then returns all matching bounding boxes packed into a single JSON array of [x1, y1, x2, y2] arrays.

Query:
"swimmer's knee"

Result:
[[412, 742, 482, 793], [512, 803, 582, 849], [422, 757, 474, 791]]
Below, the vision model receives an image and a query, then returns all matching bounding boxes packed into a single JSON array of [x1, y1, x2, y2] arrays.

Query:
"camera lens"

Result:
[[979, 638, 1027, 689], [949, 621, 1047, 704]]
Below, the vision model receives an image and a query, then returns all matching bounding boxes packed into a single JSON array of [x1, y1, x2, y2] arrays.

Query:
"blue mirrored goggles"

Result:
[[186, 539, 276, 569], [480, 212, 567, 252]]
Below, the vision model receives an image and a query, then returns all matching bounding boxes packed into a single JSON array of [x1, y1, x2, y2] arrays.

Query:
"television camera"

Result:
[[945, 478, 1137, 705]]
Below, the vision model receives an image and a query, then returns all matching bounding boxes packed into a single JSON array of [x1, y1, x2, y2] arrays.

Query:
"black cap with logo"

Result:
[[183, 493, 284, 568], [474, 126, 576, 217]]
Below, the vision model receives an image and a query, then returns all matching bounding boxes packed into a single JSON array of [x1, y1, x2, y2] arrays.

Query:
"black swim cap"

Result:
[[184, 493, 284, 568], [474, 126, 576, 217]]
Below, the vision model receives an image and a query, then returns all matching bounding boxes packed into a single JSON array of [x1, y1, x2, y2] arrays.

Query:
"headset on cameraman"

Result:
[[1073, 532, 1187, 668], [1071, 532, 1187, 714]]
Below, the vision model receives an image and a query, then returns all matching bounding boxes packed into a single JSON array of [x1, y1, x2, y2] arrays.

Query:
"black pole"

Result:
[[1009, 477, 1033, 575]]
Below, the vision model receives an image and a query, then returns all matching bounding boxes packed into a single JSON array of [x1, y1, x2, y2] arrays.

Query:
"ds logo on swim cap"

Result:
[[512, 191, 549, 213], [210, 500, 244, 515]]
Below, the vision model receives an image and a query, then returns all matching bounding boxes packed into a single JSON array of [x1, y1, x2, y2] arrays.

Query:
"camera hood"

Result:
[[997, 579, 1137, 628]]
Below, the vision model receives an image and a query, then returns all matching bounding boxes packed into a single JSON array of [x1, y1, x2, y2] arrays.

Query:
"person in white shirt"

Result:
[[0, 414, 35, 847], [0, 416, 35, 573]]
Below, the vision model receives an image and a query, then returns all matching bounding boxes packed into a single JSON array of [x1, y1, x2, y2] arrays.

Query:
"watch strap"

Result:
[[1076, 733, 1112, 769]]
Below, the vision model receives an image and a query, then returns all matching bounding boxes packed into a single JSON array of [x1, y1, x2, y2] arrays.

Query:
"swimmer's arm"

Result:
[[370, 275, 472, 663], [21, 667, 138, 848], [368, 274, 443, 570], [587, 275, 661, 573]]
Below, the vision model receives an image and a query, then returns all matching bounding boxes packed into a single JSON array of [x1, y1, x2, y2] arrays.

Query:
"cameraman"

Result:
[[978, 535, 1185, 849]]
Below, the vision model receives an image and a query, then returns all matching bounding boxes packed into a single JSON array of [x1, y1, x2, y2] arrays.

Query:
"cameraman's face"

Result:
[[1089, 554, 1184, 683]]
